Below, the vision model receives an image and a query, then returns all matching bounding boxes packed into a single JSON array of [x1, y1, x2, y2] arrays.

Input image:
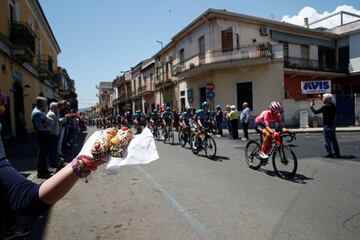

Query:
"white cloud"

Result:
[[281, 5, 360, 29]]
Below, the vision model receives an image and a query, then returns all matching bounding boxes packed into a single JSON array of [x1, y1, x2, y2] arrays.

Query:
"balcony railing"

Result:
[[37, 55, 54, 80], [173, 42, 272, 75], [8, 21, 36, 61], [284, 56, 347, 73]]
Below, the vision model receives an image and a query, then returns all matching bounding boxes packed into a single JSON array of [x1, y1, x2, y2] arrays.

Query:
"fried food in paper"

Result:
[[110, 127, 134, 158], [91, 128, 118, 160]]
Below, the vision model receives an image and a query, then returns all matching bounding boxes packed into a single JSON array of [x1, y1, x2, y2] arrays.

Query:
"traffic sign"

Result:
[[207, 91, 215, 100]]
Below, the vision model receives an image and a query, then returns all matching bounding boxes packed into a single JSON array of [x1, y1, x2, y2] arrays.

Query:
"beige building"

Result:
[[152, 9, 360, 126], [0, 0, 64, 139]]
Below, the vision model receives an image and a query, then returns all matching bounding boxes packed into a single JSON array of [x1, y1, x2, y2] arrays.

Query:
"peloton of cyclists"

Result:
[[254, 101, 288, 159]]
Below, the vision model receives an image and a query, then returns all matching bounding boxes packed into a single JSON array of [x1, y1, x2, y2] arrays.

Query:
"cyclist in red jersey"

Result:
[[254, 101, 288, 159]]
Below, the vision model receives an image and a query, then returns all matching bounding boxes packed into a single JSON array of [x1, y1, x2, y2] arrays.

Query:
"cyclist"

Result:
[[161, 107, 173, 140], [192, 102, 212, 149], [180, 106, 193, 128], [150, 109, 160, 129], [133, 110, 145, 130], [254, 101, 288, 159]]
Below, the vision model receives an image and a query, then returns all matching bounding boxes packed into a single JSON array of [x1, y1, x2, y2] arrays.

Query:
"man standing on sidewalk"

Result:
[[310, 93, 341, 158], [31, 97, 53, 178], [240, 102, 250, 141], [47, 102, 62, 169]]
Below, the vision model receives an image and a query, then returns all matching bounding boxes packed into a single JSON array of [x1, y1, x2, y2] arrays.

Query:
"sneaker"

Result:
[[192, 141, 197, 150], [5, 228, 31, 240], [241, 137, 248, 141], [259, 152, 269, 159]]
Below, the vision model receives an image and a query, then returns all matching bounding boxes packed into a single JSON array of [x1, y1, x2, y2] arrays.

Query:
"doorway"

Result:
[[199, 87, 206, 107], [13, 81, 26, 141], [237, 82, 253, 110]]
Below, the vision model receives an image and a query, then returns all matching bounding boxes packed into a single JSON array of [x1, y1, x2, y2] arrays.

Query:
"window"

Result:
[[221, 28, 233, 52], [138, 77, 141, 86], [180, 90, 185, 97], [179, 48, 185, 63], [236, 34, 240, 49], [283, 42, 289, 58], [301, 45, 309, 59], [150, 73, 153, 81], [198, 36, 205, 63]]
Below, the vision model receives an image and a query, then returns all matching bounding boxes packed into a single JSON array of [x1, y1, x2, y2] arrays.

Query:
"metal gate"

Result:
[[336, 95, 355, 126]]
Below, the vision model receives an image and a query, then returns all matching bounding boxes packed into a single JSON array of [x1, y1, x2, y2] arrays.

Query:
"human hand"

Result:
[[310, 100, 315, 107]]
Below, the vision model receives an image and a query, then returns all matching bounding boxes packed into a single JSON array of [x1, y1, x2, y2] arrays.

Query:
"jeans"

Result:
[[37, 132, 51, 173], [242, 122, 249, 139], [323, 123, 340, 156], [231, 119, 238, 139], [216, 120, 223, 136], [49, 134, 60, 167], [227, 119, 232, 136]]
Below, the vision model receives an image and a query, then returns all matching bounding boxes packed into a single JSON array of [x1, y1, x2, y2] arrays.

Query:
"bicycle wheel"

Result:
[[244, 140, 262, 169], [178, 129, 185, 147], [204, 136, 217, 159], [169, 129, 175, 145], [272, 146, 297, 179]]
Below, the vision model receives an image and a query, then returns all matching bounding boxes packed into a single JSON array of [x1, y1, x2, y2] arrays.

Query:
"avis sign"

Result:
[[301, 80, 331, 94]]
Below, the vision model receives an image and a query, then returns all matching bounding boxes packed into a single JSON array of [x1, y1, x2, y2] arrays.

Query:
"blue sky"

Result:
[[39, 0, 360, 109]]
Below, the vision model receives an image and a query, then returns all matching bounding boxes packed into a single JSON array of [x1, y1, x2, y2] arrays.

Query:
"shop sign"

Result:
[[301, 80, 331, 94]]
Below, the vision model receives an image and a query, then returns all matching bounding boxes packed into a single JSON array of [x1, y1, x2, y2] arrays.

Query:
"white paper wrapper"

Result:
[[76, 127, 159, 176], [106, 127, 159, 174]]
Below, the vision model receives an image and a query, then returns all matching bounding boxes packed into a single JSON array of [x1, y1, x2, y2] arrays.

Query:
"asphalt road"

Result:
[[35, 127, 360, 240]]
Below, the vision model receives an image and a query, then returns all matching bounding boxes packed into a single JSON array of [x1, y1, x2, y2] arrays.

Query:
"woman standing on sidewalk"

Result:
[[310, 93, 341, 158]]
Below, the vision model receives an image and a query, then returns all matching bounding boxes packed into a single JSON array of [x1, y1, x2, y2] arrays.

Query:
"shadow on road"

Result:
[[257, 168, 313, 184]]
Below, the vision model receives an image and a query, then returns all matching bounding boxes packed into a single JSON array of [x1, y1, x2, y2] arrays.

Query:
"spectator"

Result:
[[31, 97, 53, 179], [240, 102, 250, 141], [310, 93, 341, 158], [229, 105, 239, 139], [47, 102, 62, 168], [224, 105, 232, 136], [215, 105, 223, 137]]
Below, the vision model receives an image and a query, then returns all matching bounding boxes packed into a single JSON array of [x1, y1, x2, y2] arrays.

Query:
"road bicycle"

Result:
[[178, 124, 192, 147], [162, 124, 174, 144], [191, 127, 217, 159], [151, 122, 161, 140], [244, 131, 297, 179]]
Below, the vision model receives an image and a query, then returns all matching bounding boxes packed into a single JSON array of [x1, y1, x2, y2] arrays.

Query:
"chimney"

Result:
[[304, 18, 309, 28]]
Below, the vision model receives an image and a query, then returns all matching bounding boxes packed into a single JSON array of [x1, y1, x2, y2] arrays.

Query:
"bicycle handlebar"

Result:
[[279, 132, 296, 142]]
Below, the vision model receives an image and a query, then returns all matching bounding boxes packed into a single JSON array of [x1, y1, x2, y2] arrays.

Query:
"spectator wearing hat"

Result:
[[310, 93, 341, 158], [240, 102, 250, 141], [229, 105, 239, 139], [215, 105, 223, 137]]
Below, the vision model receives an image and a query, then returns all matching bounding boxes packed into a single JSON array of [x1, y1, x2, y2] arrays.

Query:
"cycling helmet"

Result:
[[195, 109, 203, 114], [166, 107, 170, 111], [136, 110, 141, 114], [215, 104, 221, 110], [153, 109, 158, 113], [269, 101, 283, 113], [201, 101, 209, 109], [186, 106, 192, 111]]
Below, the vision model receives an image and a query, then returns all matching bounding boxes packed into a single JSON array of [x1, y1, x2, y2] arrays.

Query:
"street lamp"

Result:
[[156, 40, 163, 49]]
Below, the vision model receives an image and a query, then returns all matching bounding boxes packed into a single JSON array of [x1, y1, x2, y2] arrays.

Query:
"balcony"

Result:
[[8, 21, 36, 62], [137, 83, 154, 95], [172, 42, 272, 78], [37, 55, 54, 81], [284, 57, 347, 73]]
